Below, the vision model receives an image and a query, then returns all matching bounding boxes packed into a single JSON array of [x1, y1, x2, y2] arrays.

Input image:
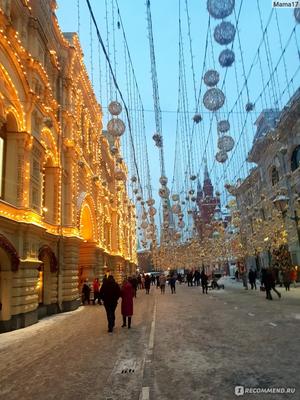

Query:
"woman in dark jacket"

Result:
[[99, 275, 121, 333], [121, 277, 134, 329], [144, 275, 151, 294]]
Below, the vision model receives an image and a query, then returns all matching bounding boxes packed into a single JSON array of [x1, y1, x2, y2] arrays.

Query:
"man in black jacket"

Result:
[[99, 275, 121, 333]]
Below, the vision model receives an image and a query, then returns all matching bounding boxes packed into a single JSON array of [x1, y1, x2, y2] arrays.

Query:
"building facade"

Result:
[[0, 0, 137, 332], [234, 89, 300, 274]]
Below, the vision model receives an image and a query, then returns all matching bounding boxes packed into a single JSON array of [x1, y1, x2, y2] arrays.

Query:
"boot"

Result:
[[128, 317, 131, 329], [122, 316, 126, 327]]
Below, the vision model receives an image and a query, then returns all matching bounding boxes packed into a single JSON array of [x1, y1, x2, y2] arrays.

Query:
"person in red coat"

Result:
[[121, 277, 134, 329]]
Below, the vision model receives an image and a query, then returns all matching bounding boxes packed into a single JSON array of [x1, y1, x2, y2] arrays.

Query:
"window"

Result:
[[271, 166, 279, 186], [291, 146, 300, 171]]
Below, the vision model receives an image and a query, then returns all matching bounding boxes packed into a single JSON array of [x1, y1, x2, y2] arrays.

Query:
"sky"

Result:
[[56, 1, 299, 215]]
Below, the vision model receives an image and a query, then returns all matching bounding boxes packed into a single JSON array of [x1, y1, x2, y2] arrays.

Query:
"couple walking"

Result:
[[99, 275, 134, 333]]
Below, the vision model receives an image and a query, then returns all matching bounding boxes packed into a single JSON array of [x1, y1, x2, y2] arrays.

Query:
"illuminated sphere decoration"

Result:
[[107, 118, 126, 137], [214, 21, 236, 45], [217, 119, 230, 133], [159, 186, 170, 198], [149, 206, 157, 216], [203, 88, 225, 111], [217, 135, 235, 152], [147, 198, 155, 206], [159, 176, 168, 186], [219, 49, 235, 67], [172, 194, 179, 202], [295, 8, 300, 22], [203, 69, 220, 87], [115, 168, 124, 181], [207, 0, 235, 19], [215, 150, 228, 163], [108, 101, 122, 116]]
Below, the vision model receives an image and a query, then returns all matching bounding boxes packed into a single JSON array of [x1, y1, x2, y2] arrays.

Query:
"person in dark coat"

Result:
[[144, 274, 151, 294], [121, 277, 134, 329], [82, 279, 91, 305], [93, 278, 100, 304], [201, 270, 208, 294], [264, 268, 281, 300], [283, 268, 291, 291], [194, 270, 201, 286], [248, 269, 257, 290], [129, 275, 138, 297], [99, 275, 121, 333], [169, 275, 176, 294]]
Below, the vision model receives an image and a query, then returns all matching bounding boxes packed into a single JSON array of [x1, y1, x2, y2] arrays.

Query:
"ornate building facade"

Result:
[[233, 89, 300, 274], [0, 0, 137, 332]]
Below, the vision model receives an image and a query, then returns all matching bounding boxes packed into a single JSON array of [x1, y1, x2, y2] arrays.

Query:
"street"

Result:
[[0, 279, 299, 400]]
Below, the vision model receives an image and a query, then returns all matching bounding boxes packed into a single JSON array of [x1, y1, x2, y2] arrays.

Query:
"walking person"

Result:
[[169, 274, 176, 294], [99, 275, 121, 333], [144, 274, 151, 294], [248, 269, 257, 290], [93, 277, 100, 305], [283, 268, 291, 291], [194, 270, 201, 286], [159, 274, 166, 294], [121, 277, 134, 329], [156, 275, 160, 289], [290, 267, 297, 288], [265, 268, 281, 300], [241, 270, 248, 290], [201, 269, 208, 294], [82, 279, 91, 305]]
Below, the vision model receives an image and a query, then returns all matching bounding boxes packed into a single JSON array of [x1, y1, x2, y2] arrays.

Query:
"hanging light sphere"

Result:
[[108, 101, 122, 116], [136, 195, 142, 201], [219, 49, 235, 67], [217, 119, 230, 133], [172, 204, 181, 214], [214, 21, 236, 46], [215, 150, 228, 163], [191, 196, 196, 202], [172, 194, 179, 202], [141, 221, 148, 229], [149, 206, 157, 216], [295, 8, 300, 23], [159, 176, 168, 186], [115, 168, 125, 181], [189, 189, 195, 195], [193, 114, 202, 123], [217, 135, 235, 152], [203, 69, 220, 87], [203, 88, 225, 111], [159, 186, 170, 198], [131, 175, 137, 183], [178, 220, 185, 229], [147, 198, 155, 206], [245, 102, 255, 112], [207, 0, 235, 19], [190, 174, 197, 181], [107, 118, 126, 137], [163, 221, 169, 229]]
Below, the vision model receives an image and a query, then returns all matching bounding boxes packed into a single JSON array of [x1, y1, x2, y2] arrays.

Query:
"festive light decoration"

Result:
[[214, 21, 236, 45], [215, 150, 228, 163], [203, 88, 225, 111], [107, 118, 126, 137], [217, 135, 235, 152], [218, 49, 235, 67], [108, 100, 122, 116], [193, 114, 202, 123], [159, 176, 168, 186], [245, 102, 255, 112], [207, 0, 235, 19], [217, 120, 230, 133], [203, 69, 220, 87]]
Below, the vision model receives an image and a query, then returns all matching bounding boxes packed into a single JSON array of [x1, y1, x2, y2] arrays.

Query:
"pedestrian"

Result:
[[156, 275, 160, 289], [248, 269, 257, 290], [169, 274, 176, 294], [177, 273, 183, 284], [144, 274, 151, 294], [290, 267, 297, 288], [137, 274, 142, 289], [159, 274, 166, 294], [121, 277, 134, 329], [235, 269, 239, 281], [99, 275, 121, 333], [194, 270, 201, 286], [241, 270, 248, 290], [283, 268, 291, 291], [129, 275, 138, 297], [82, 279, 91, 305], [264, 268, 281, 300], [201, 269, 208, 294], [93, 277, 100, 305], [278, 269, 283, 287], [187, 271, 193, 287], [151, 274, 156, 285]]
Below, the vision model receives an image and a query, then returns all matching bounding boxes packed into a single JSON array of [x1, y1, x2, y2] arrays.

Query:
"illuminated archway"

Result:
[[80, 202, 96, 241]]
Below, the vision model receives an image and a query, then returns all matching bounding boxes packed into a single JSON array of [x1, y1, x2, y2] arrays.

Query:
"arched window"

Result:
[[291, 145, 300, 171], [271, 166, 279, 186]]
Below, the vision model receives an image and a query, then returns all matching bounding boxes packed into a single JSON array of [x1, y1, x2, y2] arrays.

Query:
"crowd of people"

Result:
[[236, 266, 298, 300]]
